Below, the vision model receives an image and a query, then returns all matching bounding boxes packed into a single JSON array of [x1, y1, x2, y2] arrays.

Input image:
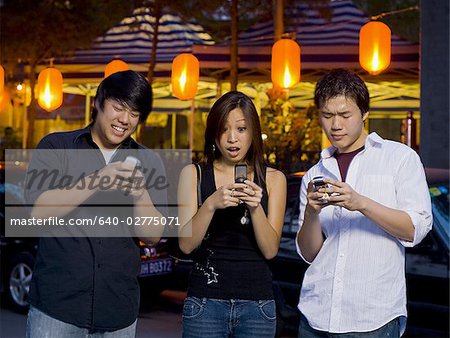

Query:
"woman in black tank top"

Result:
[[178, 91, 287, 338]]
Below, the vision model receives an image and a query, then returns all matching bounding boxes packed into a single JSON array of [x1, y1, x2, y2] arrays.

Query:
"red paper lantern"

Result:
[[104, 59, 129, 78], [359, 21, 391, 75], [37, 67, 63, 111], [171, 54, 199, 100], [271, 39, 301, 89]]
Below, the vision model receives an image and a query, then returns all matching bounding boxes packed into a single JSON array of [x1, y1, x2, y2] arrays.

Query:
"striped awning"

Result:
[[237, 0, 414, 47], [52, 7, 214, 82]]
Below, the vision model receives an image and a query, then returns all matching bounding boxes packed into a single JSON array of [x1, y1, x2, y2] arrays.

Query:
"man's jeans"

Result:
[[182, 297, 276, 338], [298, 313, 400, 338], [26, 306, 137, 338]]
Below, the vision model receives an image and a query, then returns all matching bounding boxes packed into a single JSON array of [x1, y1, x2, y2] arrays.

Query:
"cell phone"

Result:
[[124, 156, 141, 169], [312, 176, 327, 191], [234, 164, 247, 183]]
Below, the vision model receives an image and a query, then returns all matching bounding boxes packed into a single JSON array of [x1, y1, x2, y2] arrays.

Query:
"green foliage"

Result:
[[0, 0, 134, 66], [261, 87, 321, 172], [0, 0, 135, 148]]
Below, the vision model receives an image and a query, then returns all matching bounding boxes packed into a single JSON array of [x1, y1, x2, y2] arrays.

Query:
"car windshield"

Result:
[[429, 183, 449, 250]]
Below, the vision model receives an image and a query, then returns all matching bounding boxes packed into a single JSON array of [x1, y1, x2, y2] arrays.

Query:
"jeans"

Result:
[[298, 313, 400, 338], [26, 306, 137, 338], [182, 297, 276, 338]]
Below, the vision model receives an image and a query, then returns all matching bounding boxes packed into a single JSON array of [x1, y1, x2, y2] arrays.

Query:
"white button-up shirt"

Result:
[[296, 132, 432, 335]]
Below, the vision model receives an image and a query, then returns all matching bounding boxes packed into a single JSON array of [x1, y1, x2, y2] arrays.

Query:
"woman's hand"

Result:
[[234, 180, 263, 209], [207, 183, 247, 210]]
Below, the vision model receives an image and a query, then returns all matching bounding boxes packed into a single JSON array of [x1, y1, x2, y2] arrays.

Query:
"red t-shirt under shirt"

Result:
[[334, 146, 365, 182]]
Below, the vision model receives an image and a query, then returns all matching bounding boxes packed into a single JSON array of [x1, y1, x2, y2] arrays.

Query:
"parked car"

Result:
[[0, 161, 36, 313], [272, 169, 450, 337], [138, 238, 174, 297], [0, 161, 174, 313]]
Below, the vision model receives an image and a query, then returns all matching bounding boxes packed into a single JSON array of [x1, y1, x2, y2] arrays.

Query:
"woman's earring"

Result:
[[212, 144, 216, 153]]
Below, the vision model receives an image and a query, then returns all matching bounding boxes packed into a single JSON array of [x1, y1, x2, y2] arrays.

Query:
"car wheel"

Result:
[[6, 252, 34, 313]]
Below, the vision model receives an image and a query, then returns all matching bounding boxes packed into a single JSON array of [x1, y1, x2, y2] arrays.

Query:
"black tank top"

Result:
[[187, 163, 274, 300]]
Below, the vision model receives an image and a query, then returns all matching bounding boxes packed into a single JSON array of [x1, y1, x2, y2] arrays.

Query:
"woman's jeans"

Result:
[[182, 297, 276, 338], [26, 306, 137, 338]]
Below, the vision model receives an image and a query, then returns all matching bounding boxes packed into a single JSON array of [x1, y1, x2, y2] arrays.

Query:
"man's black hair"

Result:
[[91, 70, 152, 123], [314, 69, 370, 115]]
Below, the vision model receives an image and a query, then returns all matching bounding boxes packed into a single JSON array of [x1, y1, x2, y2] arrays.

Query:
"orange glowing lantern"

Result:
[[0, 87, 11, 112], [104, 59, 129, 78], [271, 39, 301, 89], [37, 67, 63, 111], [0, 65, 4, 99], [171, 54, 199, 100], [359, 21, 391, 75]]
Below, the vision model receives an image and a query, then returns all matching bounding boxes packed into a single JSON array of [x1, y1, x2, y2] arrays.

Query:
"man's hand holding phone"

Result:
[[308, 176, 365, 212], [306, 176, 337, 213], [96, 156, 146, 198], [312, 176, 331, 203], [320, 178, 365, 212]]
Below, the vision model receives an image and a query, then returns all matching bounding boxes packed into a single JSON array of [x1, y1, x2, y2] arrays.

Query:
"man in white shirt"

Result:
[[296, 69, 432, 337]]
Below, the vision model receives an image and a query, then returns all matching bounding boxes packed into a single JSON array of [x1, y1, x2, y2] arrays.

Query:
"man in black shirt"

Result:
[[25, 71, 167, 337]]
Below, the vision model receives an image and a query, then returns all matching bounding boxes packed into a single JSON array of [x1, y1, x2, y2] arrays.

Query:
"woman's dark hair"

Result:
[[314, 69, 370, 115], [204, 91, 266, 184], [91, 70, 152, 123]]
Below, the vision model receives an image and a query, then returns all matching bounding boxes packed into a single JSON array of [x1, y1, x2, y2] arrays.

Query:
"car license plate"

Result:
[[140, 258, 172, 277]]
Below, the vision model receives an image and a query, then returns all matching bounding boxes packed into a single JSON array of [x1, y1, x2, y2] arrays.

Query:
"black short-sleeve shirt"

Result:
[[26, 126, 167, 331]]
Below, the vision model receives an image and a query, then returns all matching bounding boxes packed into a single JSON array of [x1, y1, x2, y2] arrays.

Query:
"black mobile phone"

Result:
[[312, 176, 327, 191], [234, 164, 247, 183]]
